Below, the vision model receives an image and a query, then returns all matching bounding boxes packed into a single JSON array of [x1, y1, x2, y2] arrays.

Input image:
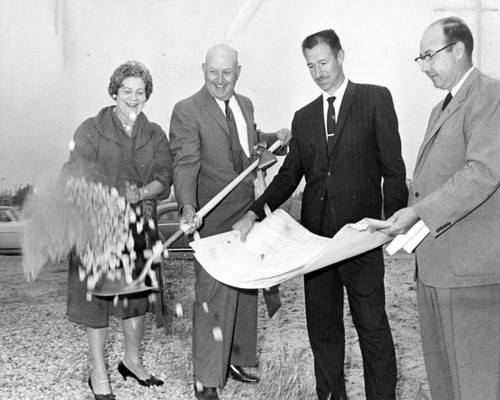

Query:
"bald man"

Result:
[[385, 17, 500, 399], [169, 44, 290, 400]]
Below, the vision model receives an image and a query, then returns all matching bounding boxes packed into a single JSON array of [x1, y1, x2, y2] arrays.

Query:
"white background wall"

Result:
[[1, 0, 499, 192]]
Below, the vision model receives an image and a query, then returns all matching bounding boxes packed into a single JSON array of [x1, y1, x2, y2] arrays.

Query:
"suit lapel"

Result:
[[415, 69, 481, 172], [328, 81, 355, 156], [200, 87, 230, 135], [309, 95, 329, 163], [199, 87, 254, 161]]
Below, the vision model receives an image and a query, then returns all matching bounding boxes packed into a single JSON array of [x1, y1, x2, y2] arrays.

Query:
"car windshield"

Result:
[[0, 208, 21, 222]]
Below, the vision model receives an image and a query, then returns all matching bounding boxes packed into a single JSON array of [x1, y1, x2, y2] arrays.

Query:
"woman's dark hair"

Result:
[[108, 60, 153, 100]]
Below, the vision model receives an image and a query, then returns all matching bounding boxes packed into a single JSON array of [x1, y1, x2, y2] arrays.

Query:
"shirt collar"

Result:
[[322, 77, 348, 107], [450, 66, 475, 97], [215, 95, 240, 115], [215, 96, 228, 111]]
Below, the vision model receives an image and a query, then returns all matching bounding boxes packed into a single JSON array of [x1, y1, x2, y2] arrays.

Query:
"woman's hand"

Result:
[[124, 182, 141, 204]]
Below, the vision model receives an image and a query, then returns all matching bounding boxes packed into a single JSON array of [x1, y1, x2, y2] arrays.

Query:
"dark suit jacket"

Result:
[[251, 81, 408, 236], [63, 106, 173, 198]]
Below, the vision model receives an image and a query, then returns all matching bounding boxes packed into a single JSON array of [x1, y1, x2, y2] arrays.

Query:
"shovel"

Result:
[[90, 139, 283, 296]]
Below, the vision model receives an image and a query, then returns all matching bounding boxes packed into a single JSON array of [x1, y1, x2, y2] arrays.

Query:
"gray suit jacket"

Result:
[[412, 68, 500, 287], [169, 86, 259, 237]]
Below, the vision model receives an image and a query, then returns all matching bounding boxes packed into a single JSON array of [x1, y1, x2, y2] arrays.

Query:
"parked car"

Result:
[[0, 202, 193, 258], [0, 206, 24, 255], [156, 201, 193, 258]]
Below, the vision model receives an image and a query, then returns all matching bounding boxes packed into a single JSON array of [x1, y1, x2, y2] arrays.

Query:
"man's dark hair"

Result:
[[302, 29, 342, 56], [440, 17, 474, 59]]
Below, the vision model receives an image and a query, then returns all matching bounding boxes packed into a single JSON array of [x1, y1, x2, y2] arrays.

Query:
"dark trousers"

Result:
[[304, 204, 397, 400]]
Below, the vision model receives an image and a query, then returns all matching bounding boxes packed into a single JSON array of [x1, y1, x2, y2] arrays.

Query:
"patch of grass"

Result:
[[254, 346, 316, 400], [161, 257, 195, 337]]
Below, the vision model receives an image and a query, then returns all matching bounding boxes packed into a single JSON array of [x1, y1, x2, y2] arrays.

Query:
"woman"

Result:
[[62, 60, 173, 400]]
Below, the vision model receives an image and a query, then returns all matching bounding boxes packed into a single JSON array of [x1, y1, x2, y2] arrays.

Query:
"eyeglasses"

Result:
[[414, 42, 457, 66]]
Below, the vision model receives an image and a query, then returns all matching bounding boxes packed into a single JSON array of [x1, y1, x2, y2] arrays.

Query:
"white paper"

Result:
[[190, 209, 393, 288]]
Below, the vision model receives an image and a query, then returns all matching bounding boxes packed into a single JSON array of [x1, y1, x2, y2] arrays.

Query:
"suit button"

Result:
[[327, 172, 331, 176], [320, 197, 324, 201], [415, 192, 420, 198], [249, 179, 253, 184]]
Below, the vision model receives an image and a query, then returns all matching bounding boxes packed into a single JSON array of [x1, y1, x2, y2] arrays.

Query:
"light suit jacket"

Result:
[[169, 86, 261, 237], [412, 68, 500, 288]]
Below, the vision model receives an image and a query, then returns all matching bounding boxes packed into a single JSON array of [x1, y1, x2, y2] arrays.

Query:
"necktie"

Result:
[[327, 96, 336, 152], [225, 100, 244, 173], [442, 92, 453, 110]]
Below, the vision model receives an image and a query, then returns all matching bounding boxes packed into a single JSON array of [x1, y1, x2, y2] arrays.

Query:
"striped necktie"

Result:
[[327, 96, 336, 152]]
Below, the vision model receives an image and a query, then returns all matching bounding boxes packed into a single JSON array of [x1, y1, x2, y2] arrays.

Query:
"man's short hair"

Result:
[[302, 29, 342, 56], [440, 17, 474, 59]]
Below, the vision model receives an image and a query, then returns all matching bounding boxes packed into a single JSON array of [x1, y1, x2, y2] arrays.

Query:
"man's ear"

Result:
[[337, 49, 345, 64], [454, 41, 466, 60]]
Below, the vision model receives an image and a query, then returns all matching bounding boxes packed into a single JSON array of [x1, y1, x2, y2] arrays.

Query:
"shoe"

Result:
[[229, 365, 260, 383], [88, 377, 116, 400], [194, 386, 220, 400], [117, 361, 164, 387]]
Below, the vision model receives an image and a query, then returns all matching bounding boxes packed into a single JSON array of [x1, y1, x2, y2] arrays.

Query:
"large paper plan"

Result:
[[190, 209, 394, 288]]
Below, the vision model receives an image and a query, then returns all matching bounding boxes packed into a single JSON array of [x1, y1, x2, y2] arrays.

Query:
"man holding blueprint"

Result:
[[233, 29, 408, 400]]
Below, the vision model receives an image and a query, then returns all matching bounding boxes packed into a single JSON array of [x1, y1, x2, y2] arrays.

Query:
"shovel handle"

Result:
[[197, 139, 283, 218], [131, 139, 284, 289], [131, 226, 188, 287]]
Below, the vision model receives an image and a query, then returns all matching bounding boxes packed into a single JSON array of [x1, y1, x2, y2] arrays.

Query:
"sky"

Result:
[[0, 0, 499, 194]]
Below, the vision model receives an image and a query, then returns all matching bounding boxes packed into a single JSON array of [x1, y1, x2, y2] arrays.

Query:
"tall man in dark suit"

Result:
[[169, 43, 290, 400], [234, 29, 408, 400], [385, 17, 500, 399]]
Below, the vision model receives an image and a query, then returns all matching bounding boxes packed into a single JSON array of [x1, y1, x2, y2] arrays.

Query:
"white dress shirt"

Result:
[[216, 96, 250, 157], [322, 77, 348, 142], [450, 66, 475, 97]]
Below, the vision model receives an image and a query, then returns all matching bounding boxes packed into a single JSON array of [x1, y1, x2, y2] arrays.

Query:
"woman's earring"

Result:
[[112, 94, 117, 100]]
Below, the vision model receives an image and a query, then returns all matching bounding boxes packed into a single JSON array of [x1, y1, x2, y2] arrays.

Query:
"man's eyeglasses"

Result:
[[414, 42, 457, 66]]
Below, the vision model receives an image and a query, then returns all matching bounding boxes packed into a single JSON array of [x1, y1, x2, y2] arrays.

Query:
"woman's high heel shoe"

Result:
[[118, 361, 164, 387], [88, 377, 116, 400]]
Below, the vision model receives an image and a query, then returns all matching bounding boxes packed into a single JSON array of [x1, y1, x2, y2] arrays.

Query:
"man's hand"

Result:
[[382, 207, 420, 236], [180, 204, 203, 235], [232, 210, 258, 242], [276, 128, 292, 146]]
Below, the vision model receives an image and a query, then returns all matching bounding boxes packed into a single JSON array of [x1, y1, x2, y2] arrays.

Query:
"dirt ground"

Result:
[[0, 252, 429, 400]]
